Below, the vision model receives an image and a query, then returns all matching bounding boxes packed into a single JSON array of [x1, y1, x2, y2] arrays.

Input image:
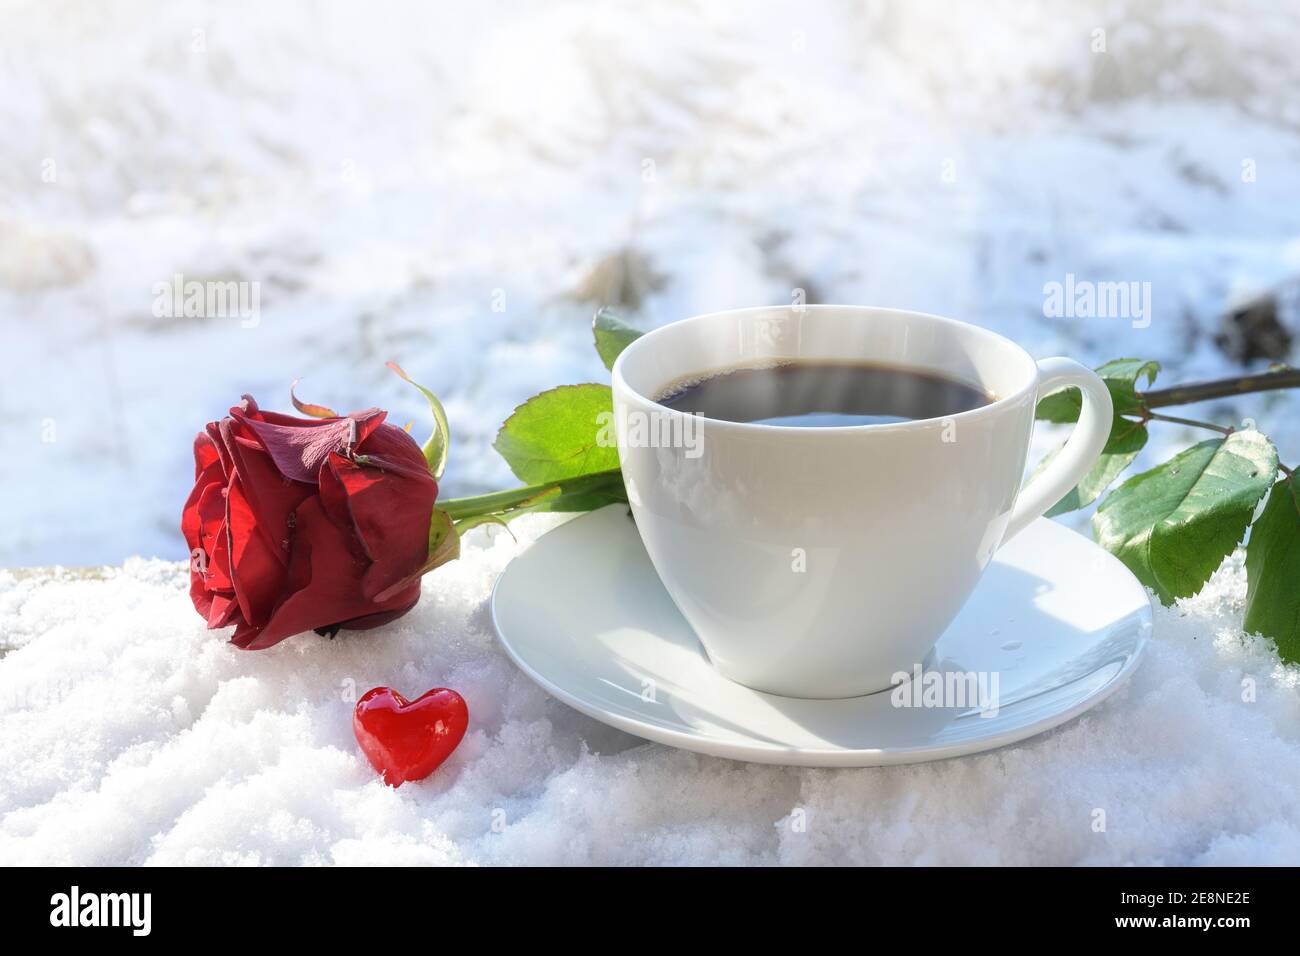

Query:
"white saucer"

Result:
[[490, 506, 1151, 767]]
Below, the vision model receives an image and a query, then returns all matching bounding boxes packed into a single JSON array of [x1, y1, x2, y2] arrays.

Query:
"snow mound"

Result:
[[1, 516, 1297, 865]]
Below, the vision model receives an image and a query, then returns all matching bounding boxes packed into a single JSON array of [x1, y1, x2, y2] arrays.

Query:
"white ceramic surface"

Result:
[[491, 506, 1151, 768], [611, 305, 1114, 697]]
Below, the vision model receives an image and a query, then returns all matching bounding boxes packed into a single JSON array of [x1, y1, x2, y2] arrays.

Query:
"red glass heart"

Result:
[[353, 686, 468, 786]]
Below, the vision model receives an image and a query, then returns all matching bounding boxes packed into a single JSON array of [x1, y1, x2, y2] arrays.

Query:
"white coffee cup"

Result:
[[611, 305, 1113, 699]]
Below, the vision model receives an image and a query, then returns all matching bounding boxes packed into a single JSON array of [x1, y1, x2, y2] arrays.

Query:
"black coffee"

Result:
[[657, 361, 992, 427]]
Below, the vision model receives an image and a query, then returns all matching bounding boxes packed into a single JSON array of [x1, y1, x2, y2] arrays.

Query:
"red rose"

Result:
[[182, 395, 440, 649]]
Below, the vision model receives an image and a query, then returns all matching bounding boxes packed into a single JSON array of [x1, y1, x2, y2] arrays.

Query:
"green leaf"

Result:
[[1036, 358, 1160, 422], [493, 384, 620, 484], [1244, 476, 1300, 663], [386, 361, 450, 480], [454, 512, 517, 540], [593, 307, 644, 371], [1093, 431, 1278, 603], [427, 506, 459, 565], [1098, 358, 1161, 415], [1040, 416, 1149, 517]]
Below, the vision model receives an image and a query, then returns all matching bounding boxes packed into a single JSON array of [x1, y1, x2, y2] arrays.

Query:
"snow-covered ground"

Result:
[[4, 0, 1300, 565], [2, 1, 1300, 866], [1, 515, 1298, 865]]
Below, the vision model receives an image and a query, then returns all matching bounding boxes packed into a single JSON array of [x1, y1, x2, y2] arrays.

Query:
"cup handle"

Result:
[[1001, 357, 1114, 543]]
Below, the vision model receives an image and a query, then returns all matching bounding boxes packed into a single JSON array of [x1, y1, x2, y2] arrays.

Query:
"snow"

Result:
[[0, 516, 1297, 865], [3, 0, 1300, 863]]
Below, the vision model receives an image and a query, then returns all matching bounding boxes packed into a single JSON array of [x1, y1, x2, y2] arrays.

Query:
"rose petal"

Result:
[[356, 421, 435, 475], [232, 401, 387, 485], [206, 592, 241, 629], [186, 484, 233, 593], [232, 497, 389, 649], [320, 451, 436, 601], [220, 418, 315, 567], [189, 572, 213, 620], [334, 585, 421, 631], [205, 421, 233, 477], [237, 415, 356, 484], [193, 429, 222, 482], [226, 476, 290, 629]]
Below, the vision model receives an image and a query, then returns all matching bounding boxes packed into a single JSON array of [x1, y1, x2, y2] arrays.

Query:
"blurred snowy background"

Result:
[[4, 0, 1300, 566]]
